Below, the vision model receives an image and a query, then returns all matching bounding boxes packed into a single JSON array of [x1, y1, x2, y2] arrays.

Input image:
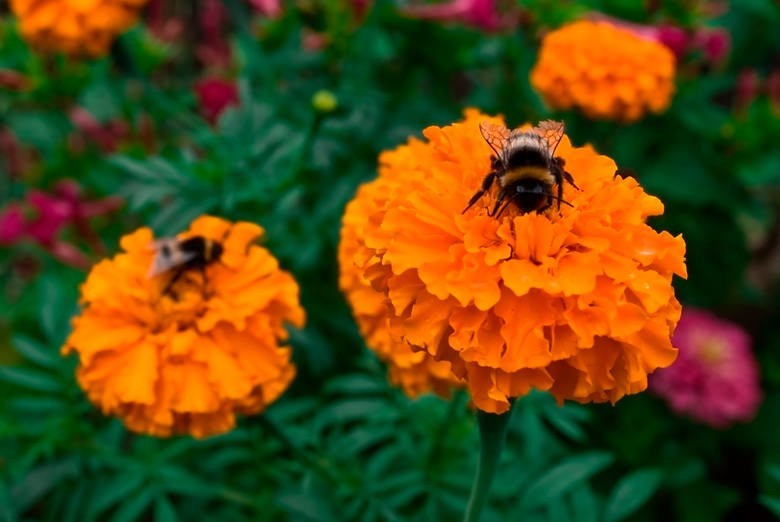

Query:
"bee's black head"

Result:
[[509, 178, 552, 214]]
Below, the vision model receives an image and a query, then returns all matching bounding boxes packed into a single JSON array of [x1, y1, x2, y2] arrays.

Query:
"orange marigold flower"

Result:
[[62, 216, 305, 438], [338, 109, 687, 414], [530, 20, 676, 122], [340, 193, 463, 398], [10, 0, 148, 57]]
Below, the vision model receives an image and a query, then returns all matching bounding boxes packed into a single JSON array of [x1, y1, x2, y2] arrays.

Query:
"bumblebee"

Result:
[[148, 235, 224, 296], [463, 120, 578, 217]]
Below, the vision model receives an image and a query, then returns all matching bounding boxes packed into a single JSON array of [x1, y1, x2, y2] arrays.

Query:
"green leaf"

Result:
[[155, 466, 215, 498], [520, 452, 614, 509], [323, 374, 387, 396], [316, 398, 389, 427], [604, 468, 663, 522], [760, 495, 780, 516], [11, 335, 60, 370], [0, 366, 61, 393], [80, 81, 120, 122], [11, 458, 79, 511], [277, 492, 335, 522], [154, 495, 179, 522], [111, 486, 155, 522], [85, 471, 146, 520]]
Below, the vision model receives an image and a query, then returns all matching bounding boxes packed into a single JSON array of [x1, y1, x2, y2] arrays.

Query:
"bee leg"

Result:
[[557, 180, 564, 212], [198, 265, 211, 298], [161, 267, 185, 299], [463, 172, 496, 214], [553, 157, 579, 190], [489, 189, 507, 217], [563, 170, 579, 190]]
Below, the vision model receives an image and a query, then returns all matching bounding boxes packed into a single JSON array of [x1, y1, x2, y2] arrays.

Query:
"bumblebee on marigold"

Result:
[[339, 109, 687, 413], [463, 120, 578, 217], [63, 216, 305, 438]]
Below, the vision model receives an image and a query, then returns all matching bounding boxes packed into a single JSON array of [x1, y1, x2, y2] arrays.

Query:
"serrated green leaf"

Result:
[[277, 492, 334, 522], [323, 374, 387, 396], [11, 335, 59, 369], [154, 495, 179, 522], [111, 485, 155, 522], [86, 471, 146, 519], [11, 458, 79, 511], [316, 398, 388, 427], [155, 466, 215, 497], [0, 366, 61, 393], [760, 495, 780, 516], [604, 468, 663, 522], [520, 452, 614, 509]]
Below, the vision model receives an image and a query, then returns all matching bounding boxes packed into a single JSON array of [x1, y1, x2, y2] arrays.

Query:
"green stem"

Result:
[[463, 407, 514, 522]]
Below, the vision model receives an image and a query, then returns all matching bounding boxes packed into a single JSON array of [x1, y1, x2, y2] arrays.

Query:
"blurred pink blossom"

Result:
[[588, 14, 730, 66], [736, 68, 761, 110], [249, 0, 282, 17], [693, 27, 730, 64], [0, 180, 122, 268], [651, 308, 762, 428], [0, 205, 26, 244], [197, 0, 232, 69], [195, 78, 240, 124], [402, 0, 505, 32], [69, 107, 129, 153], [768, 70, 780, 108]]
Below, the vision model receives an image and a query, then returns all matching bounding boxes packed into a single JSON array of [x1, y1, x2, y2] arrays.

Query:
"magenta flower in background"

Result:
[[651, 308, 762, 428], [0, 180, 122, 268], [401, 0, 506, 32], [195, 77, 240, 124], [249, 0, 282, 17]]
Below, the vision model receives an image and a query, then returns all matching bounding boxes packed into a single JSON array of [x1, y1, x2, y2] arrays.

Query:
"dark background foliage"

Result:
[[1, 0, 780, 520]]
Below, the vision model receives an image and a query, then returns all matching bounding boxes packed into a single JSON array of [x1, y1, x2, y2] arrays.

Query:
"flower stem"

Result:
[[463, 408, 513, 522]]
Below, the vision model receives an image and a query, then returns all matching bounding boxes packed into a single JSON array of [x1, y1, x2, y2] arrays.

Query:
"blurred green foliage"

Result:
[[2, 0, 780, 520]]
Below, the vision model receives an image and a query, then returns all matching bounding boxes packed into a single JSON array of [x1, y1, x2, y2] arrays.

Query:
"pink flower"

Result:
[[0, 181, 122, 268], [736, 68, 761, 110], [651, 308, 762, 428], [196, 0, 232, 69], [588, 14, 730, 66], [69, 107, 129, 153], [195, 78, 239, 124], [402, 0, 506, 32], [692, 27, 730, 64], [249, 0, 282, 17], [768, 70, 780, 108], [0, 204, 26, 245]]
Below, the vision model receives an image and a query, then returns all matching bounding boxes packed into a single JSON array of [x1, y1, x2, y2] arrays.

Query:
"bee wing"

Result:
[[479, 121, 511, 159], [147, 238, 198, 277], [532, 120, 565, 156]]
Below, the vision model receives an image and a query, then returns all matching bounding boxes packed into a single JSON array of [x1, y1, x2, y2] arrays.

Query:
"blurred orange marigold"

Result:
[[63, 216, 305, 438], [338, 109, 687, 414], [530, 20, 676, 122], [10, 0, 148, 57]]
